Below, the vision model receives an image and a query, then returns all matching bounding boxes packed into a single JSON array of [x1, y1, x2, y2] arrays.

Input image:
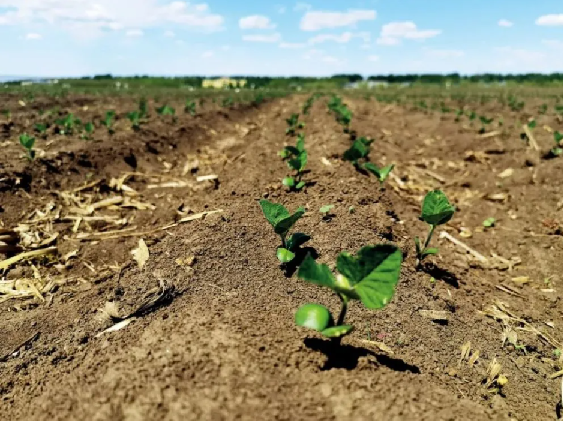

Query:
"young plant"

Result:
[[295, 245, 403, 340], [81, 122, 94, 140], [363, 163, 395, 184], [185, 100, 196, 116], [283, 143, 308, 190], [156, 105, 176, 116], [127, 111, 141, 131], [286, 113, 305, 136], [139, 98, 148, 118], [56, 113, 81, 135], [34, 123, 48, 137], [19, 134, 35, 160], [550, 131, 563, 157], [478, 116, 494, 133], [415, 190, 455, 266], [343, 137, 372, 168], [320, 204, 334, 221], [279, 133, 304, 158], [259, 199, 309, 263], [102, 110, 115, 135]]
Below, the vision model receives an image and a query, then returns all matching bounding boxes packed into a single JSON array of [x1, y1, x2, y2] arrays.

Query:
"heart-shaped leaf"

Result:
[[295, 303, 333, 332], [421, 190, 455, 226], [277, 247, 295, 263], [354, 245, 403, 309], [321, 325, 354, 338], [259, 200, 290, 228]]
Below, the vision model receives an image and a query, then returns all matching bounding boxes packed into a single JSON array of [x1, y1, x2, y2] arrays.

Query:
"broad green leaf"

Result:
[[286, 232, 310, 251], [554, 131, 563, 144], [421, 190, 455, 226], [336, 252, 363, 286], [320, 205, 334, 214], [552, 147, 563, 156], [354, 245, 403, 309], [343, 139, 369, 163], [19, 134, 35, 149], [259, 200, 290, 228], [274, 207, 305, 236], [288, 151, 307, 172], [282, 177, 295, 187], [84, 122, 94, 134], [321, 325, 354, 338], [527, 120, 537, 129], [295, 303, 333, 332], [298, 254, 336, 289], [277, 248, 295, 263], [296, 135, 305, 152], [364, 163, 395, 182], [283, 146, 300, 157]]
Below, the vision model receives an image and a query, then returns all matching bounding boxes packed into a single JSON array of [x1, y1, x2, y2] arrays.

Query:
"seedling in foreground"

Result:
[[295, 245, 403, 341], [102, 111, 115, 135], [19, 134, 35, 160], [415, 190, 455, 266], [259, 200, 310, 263]]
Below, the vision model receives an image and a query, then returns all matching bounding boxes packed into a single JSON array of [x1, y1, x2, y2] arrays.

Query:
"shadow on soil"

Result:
[[421, 263, 460, 288], [305, 338, 421, 373]]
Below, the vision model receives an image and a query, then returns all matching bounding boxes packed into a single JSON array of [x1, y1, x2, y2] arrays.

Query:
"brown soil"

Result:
[[1, 93, 562, 420]]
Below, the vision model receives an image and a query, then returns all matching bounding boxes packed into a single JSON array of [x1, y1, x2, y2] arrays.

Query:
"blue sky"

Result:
[[0, 0, 562, 77]]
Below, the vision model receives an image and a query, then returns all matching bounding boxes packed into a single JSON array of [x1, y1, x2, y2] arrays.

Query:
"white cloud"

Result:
[[126, 29, 143, 37], [424, 48, 464, 58], [498, 19, 513, 27], [536, 14, 563, 26], [294, 3, 312, 12], [300, 10, 376, 31], [25, 32, 42, 40], [163, 30, 175, 37], [276, 5, 286, 14], [0, 1, 224, 39], [202, 50, 214, 58], [279, 42, 308, 49], [242, 33, 281, 43], [377, 21, 441, 45], [239, 15, 275, 30], [309, 32, 353, 44], [368, 55, 379, 62]]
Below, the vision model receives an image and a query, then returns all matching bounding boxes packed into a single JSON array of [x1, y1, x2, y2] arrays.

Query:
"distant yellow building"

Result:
[[202, 78, 247, 89]]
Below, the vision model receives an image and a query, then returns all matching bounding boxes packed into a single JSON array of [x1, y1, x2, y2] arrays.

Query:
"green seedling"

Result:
[[454, 109, 464, 122], [328, 95, 343, 112], [415, 190, 455, 266], [1, 109, 11, 120], [550, 131, 563, 157], [343, 137, 372, 167], [81, 122, 94, 140], [19, 133, 35, 160], [286, 113, 305, 136], [56, 113, 81, 135], [34, 123, 48, 137], [478, 116, 494, 133], [539, 104, 548, 115], [320, 205, 334, 220], [156, 105, 175, 116], [253, 93, 265, 106], [335, 105, 352, 130], [348, 206, 355, 214], [139, 98, 148, 118], [259, 199, 309, 263], [468, 111, 477, 121], [283, 146, 308, 191], [185, 100, 196, 116], [556, 105, 563, 115], [127, 111, 141, 131], [279, 133, 305, 160], [363, 163, 395, 184], [295, 244, 403, 341], [302, 94, 318, 115], [527, 119, 537, 129], [483, 217, 496, 228], [101, 110, 115, 135]]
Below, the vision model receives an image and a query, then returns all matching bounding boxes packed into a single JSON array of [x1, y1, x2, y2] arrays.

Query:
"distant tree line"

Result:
[[74, 72, 563, 87]]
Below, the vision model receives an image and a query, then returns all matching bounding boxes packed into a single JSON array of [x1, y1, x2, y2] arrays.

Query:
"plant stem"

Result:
[[424, 224, 436, 251]]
